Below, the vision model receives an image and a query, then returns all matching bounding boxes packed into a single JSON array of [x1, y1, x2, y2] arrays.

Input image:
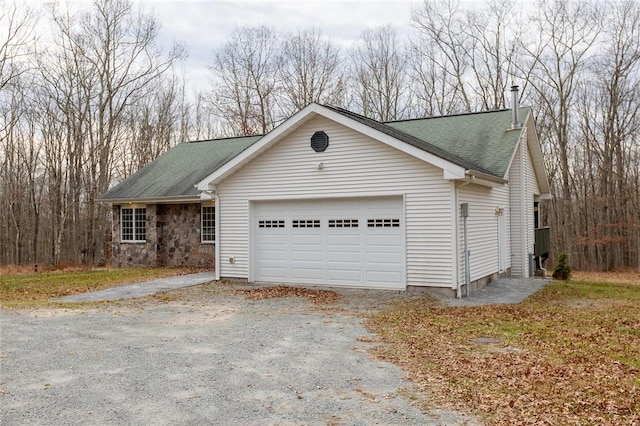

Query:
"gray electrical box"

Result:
[[461, 203, 469, 218]]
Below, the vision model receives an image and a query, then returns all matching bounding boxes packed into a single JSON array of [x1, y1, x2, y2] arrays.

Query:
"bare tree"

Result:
[[349, 25, 411, 121], [117, 74, 187, 178], [407, 34, 466, 117], [463, 0, 522, 110], [209, 26, 280, 136], [411, 0, 522, 114], [521, 0, 602, 262], [411, 0, 473, 112], [0, 0, 36, 92], [573, 0, 640, 269], [0, 1, 37, 265], [278, 28, 344, 113], [38, 0, 184, 264], [190, 92, 220, 141]]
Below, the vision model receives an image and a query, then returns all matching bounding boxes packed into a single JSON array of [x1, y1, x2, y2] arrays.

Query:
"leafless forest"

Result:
[[1, 0, 639, 271]]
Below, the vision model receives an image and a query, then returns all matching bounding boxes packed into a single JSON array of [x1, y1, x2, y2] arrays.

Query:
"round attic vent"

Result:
[[311, 131, 329, 152]]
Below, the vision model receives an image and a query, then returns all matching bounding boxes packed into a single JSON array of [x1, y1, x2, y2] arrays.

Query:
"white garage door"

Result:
[[253, 197, 404, 289]]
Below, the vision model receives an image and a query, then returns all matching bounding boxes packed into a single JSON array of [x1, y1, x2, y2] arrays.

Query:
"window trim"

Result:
[[201, 205, 216, 243], [121, 206, 146, 243]]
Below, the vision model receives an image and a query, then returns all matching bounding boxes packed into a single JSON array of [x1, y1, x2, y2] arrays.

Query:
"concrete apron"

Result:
[[51, 271, 217, 303], [51, 272, 548, 306]]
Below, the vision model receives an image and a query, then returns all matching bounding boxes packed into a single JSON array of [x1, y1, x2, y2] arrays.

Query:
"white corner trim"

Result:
[[213, 194, 220, 281], [451, 181, 461, 294]]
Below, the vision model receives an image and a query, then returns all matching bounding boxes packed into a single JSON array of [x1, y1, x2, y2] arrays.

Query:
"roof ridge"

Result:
[[384, 107, 530, 124], [187, 134, 264, 144], [321, 104, 374, 121]]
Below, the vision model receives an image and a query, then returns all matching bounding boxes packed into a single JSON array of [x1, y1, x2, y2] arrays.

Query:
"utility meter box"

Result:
[[461, 203, 469, 218]]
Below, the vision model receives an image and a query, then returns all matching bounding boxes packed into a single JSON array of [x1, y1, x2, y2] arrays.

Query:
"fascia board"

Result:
[[98, 195, 201, 204], [525, 113, 552, 195], [503, 127, 525, 180], [465, 170, 508, 187]]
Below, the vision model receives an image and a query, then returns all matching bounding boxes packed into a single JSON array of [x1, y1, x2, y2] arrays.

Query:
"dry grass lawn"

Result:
[[573, 269, 640, 286], [368, 273, 640, 425]]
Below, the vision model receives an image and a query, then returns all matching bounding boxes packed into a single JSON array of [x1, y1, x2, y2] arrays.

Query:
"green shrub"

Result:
[[552, 252, 572, 280]]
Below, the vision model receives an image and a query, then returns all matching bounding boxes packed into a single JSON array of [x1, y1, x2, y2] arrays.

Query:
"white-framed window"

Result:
[[258, 220, 285, 228], [201, 205, 215, 243], [292, 219, 320, 228], [121, 207, 146, 242]]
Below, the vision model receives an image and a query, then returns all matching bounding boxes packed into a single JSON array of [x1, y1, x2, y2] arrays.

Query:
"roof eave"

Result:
[[524, 112, 552, 194], [97, 195, 202, 204], [464, 169, 509, 187]]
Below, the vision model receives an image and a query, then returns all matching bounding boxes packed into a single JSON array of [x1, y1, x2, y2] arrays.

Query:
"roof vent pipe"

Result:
[[511, 85, 521, 129]]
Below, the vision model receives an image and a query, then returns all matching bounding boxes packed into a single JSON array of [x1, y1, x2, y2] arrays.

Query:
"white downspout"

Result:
[[454, 184, 461, 298], [455, 180, 472, 298], [213, 193, 221, 281]]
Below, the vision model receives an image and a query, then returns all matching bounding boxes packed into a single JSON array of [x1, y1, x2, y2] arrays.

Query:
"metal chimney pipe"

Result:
[[511, 85, 521, 129]]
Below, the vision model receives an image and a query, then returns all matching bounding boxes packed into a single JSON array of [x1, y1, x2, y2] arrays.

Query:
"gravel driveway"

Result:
[[0, 283, 480, 425]]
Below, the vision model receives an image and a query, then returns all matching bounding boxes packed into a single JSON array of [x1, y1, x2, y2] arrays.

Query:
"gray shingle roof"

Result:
[[323, 105, 489, 174], [100, 135, 261, 201], [385, 107, 529, 178], [101, 105, 528, 202]]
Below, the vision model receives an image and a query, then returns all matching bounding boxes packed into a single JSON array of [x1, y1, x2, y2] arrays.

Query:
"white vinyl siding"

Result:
[[457, 183, 511, 286], [217, 115, 455, 288], [510, 137, 526, 277], [509, 130, 540, 277]]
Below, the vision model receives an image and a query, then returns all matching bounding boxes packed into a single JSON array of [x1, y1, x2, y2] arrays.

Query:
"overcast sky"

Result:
[[26, 0, 498, 96], [132, 0, 418, 94]]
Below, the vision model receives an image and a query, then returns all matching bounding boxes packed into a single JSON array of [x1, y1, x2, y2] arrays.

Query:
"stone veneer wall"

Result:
[[111, 203, 214, 268], [157, 204, 214, 267], [112, 204, 158, 267]]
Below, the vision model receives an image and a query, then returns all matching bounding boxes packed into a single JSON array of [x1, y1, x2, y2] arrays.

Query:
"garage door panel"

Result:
[[327, 235, 361, 246], [366, 271, 404, 284], [367, 252, 403, 264], [256, 253, 287, 262], [327, 251, 361, 262], [291, 267, 324, 280], [366, 234, 402, 245], [255, 234, 287, 245], [254, 197, 404, 289], [256, 249, 287, 262], [256, 266, 288, 279], [291, 251, 324, 261], [327, 269, 362, 281], [290, 234, 322, 244]]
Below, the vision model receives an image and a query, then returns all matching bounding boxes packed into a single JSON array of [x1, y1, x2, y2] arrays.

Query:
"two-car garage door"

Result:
[[252, 197, 404, 289]]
